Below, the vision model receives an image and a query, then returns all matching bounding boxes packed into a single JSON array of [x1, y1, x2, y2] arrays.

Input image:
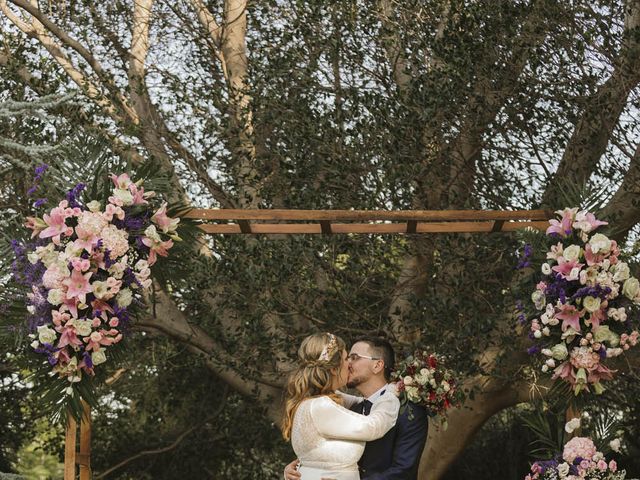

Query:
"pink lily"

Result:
[[110, 173, 132, 189], [103, 203, 125, 221], [63, 269, 93, 304], [587, 363, 615, 384], [39, 203, 73, 244], [552, 361, 576, 384], [130, 183, 151, 205], [91, 299, 114, 321], [556, 303, 583, 332], [74, 226, 99, 253], [586, 307, 605, 329], [546, 209, 575, 238], [57, 324, 83, 349], [24, 216, 47, 238], [552, 257, 584, 279], [573, 211, 608, 233], [142, 237, 174, 266], [151, 202, 180, 233]]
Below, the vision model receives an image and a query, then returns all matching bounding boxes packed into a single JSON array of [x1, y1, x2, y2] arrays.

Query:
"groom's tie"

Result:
[[359, 399, 372, 416]]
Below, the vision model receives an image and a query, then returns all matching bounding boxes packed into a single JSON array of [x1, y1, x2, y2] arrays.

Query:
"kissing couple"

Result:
[[282, 333, 429, 480]]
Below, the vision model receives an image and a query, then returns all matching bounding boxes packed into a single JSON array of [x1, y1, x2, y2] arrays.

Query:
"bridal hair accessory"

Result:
[[318, 333, 338, 361]]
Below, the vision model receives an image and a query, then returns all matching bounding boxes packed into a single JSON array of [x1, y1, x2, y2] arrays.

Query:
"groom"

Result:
[[284, 336, 429, 480]]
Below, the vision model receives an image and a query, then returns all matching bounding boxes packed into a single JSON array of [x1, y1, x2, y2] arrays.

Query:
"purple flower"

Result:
[[33, 198, 48, 208], [527, 345, 541, 355], [66, 183, 86, 209]]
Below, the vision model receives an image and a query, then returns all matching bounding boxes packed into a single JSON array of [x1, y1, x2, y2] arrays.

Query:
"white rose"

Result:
[[550, 343, 568, 361], [564, 417, 581, 433], [415, 374, 428, 385], [541, 364, 549, 372], [563, 244, 581, 262], [541, 263, 552, 275], [531, 290, 546, 310], [74, 319, 93, 337], [541, 348, 553, 357], [609, 438, 621, 453], [403, 375, 413, 386], [91, 350, 107, 366], [612, 262, 630, 282], [594, 325, 620, 347], [623, 277, 640, 300], [405, 386, 420, 402], [37, 325, 57, 345], [441, 381, 450, 392], [582, 296, 601, 313], [116, 288, 133, 308], [86, 200, 102, 212], [557, 462, 570, 477], [589, 233, 612, 254], [534, 330, 542, 339], [47, 289, 64, 306]]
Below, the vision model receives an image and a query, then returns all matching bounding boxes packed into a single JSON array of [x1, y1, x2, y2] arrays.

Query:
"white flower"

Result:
[[37, 325, 57, 345], [622, 277, 640, 301], [589, 233, 612, 254], [545, 358, 556, 368], [608, 307, 627, 322], [534, 330, 542, 339], [30, 340, 40, 349], [609, 438, 621, 453], [550, 343, 568, 361], [91, 350, 107, 366], [74, 319, 93, 337], [531, 290, 546, 310], [47, 288, 64, 306], [541, 364, 549, 372], [606, 347, 623, 357], [594, 325, 619, 347], [541, 263, 552, 275], [542, 326, 550, 336], [405, 386, 420, 402], [557, 462, 570, 477], [563, 245, 581, 261], [26, 305, 36, 315], [116, 288, 133, 308], [144, 225, 161, 242], [612, 262, 630, 282], [582, 296, 601, 313], [92, 281, 109, 300], [27, 252, 39, 264], [541, 348, 553, 357], [403, 375, 413, 386], [564, 417, 581, 433], [113, 188, 133, 205], [100, 224, 129, 258], [86, 200, 102, 212], [561, 327, 578, 342]]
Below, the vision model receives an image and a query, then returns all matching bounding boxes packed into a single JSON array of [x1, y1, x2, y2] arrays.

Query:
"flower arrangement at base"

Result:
[[390, 350, 463, 424], [11, 170, 182, 408], [524, 436, 626, 480], [518, 208, 640, 395]]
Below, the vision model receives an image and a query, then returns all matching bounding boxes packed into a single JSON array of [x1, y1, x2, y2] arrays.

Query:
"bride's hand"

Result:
[[283, 459, 301, 480]]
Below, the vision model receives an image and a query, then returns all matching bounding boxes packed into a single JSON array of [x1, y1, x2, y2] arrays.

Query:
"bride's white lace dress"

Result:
[[290, 391, 399, 480]]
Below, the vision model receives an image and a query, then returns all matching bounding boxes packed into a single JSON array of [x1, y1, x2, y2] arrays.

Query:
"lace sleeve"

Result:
[[310, 394, 399, 442]]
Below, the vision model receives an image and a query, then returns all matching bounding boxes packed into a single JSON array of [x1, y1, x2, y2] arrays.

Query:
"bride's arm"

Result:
[[334, 390, 361, 409], [310, 393, 399, 442]]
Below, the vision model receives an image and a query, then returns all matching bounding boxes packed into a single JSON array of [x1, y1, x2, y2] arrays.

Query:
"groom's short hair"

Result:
[[354, 335, 395, 381]]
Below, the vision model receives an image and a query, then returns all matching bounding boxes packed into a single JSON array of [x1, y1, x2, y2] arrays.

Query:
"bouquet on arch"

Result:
[[12, 171, 181, 399], [525, 436, 626, 480], [390, 350, 463, 424], [518, 208, 640, 395]]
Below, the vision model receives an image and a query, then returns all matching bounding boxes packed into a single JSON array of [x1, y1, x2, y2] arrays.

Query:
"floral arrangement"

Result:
[[12, 171, 181, 396], [524, 436, 625, 480], [391, 350, 463, 422], [518, 208, 640, 395]]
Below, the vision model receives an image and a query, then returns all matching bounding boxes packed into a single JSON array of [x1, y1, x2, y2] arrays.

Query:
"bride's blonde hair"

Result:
[[281, 332, 346, 441]]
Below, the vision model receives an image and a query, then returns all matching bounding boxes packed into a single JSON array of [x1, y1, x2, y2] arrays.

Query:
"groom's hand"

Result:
[[284, 459, 301, 480]]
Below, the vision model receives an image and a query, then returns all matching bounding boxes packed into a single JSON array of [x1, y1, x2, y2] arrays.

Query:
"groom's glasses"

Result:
[[348, 353, 381, 362]]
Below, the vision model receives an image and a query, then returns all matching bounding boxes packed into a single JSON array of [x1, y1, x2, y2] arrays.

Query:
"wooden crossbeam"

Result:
[[184, 208, 552, 222], [185, 209, 553, 235], [198, 220, 550, 235]]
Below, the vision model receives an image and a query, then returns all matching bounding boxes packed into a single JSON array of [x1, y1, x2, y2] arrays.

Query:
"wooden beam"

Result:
[[184, 208, 552, 222], [64, 414, 77, 480], [198, 220, 549, 235], [320, 220, 333, 234], [79, 401, 91, 480]]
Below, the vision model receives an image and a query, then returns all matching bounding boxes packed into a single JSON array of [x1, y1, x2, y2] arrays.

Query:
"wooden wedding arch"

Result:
[[64, 208, 552, 479]]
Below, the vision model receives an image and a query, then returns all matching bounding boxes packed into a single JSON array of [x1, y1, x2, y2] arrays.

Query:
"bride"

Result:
[[281, 332, 400, 480]]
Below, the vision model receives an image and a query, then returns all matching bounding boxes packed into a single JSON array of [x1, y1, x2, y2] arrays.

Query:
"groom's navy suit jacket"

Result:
[[350, 397, 429, 480]]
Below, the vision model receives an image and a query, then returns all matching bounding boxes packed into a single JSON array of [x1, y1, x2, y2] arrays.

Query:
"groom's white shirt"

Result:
[[365, 384, 390, 405]]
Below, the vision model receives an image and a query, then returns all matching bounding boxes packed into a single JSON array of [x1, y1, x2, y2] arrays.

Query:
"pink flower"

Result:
[[63, 269, 93, 304], [609, 460, 617, 472], [562, 437, 597, 463], [546, 209, 576, 238], [130, 182, 150, 205], [552, 257, 584, 280], [110, 173, 132, 189], [570, 346, 600, 371], [56, 323, 83, 349], [142, 236, 174, 266], [573, 211, 608, 233], [597, 459, 608, 471], [586, 308, 605, 329], [74, 226, 99, 253], [151, 202, 180, 233], [39, 202, 73, 244], [103, 203, 125, 221], [556, 304, 583, 332], [552, 361, 576, 383], [24, 216, 46, 238]]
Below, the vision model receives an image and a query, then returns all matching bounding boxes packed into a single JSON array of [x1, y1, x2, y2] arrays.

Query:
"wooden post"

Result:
[[79, 401, 92, 480], [64, 413, 77, 480], [565, 403, 582, 438], [64, 402, 92, 480]]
